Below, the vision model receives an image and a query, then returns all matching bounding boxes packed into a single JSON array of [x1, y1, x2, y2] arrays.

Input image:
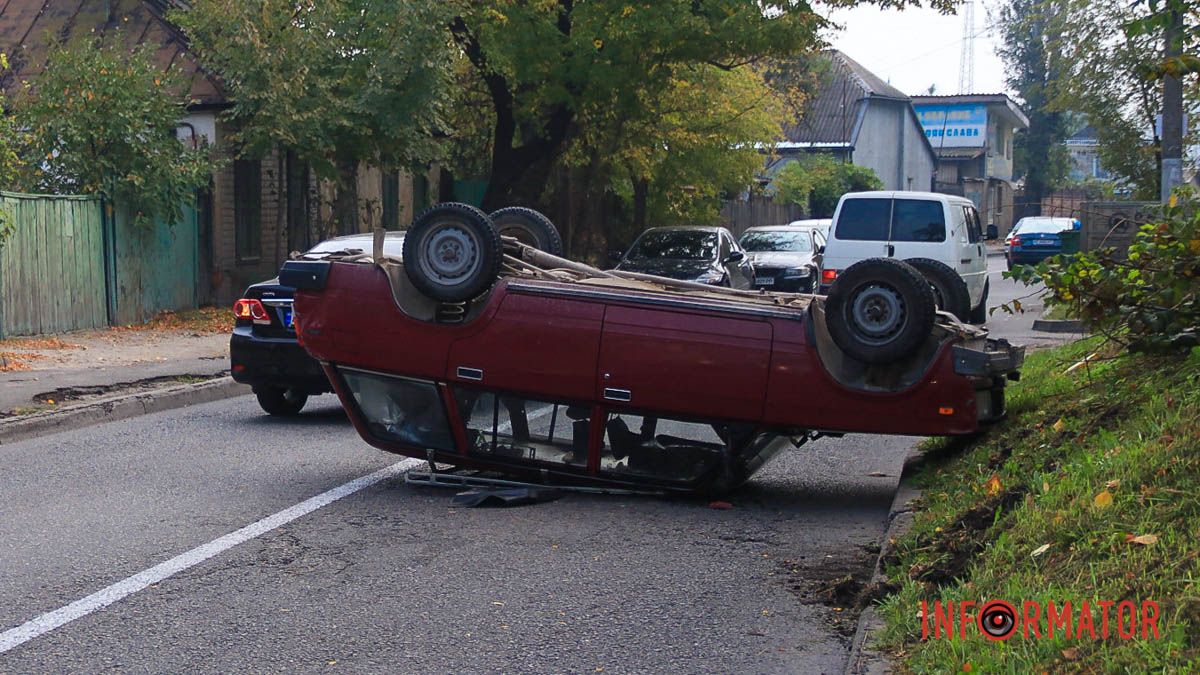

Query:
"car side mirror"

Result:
[[723, 250, 746, 264], [816, 245, 825, 255], [608, 249, 625, 262]]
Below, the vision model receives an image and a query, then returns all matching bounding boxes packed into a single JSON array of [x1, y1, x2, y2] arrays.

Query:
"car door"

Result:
[[959, 206, 987, 306], [720, 231, 753, 289], [887, 197, 947, 263]]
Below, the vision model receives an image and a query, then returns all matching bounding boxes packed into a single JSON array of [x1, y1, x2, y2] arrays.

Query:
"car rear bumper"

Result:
[[1009, 249, 1064, 265], [953, 338, 1025, 423], [230, 327, 330, 394]]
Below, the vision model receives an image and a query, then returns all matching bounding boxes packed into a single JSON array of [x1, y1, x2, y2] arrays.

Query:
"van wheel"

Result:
[[826, 258, 937, 365], [904, 257, 971, 322], [489, 207, 564, 256], [404, 203, 502, 303], [969, 279, 989, 324]]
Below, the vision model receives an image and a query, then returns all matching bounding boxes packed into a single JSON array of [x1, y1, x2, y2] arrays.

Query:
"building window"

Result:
[[234, 159, 262, 261], [382, 171, 400, 230]]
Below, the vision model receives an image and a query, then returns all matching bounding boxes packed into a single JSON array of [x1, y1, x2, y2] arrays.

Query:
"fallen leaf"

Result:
[[1061, 647, 1080, 661], [1031, 543, 1051, 558], [1130, 534, 1158, 546], [985, 474, 1003, 496], [867, 471, 889, 477], [1052, 418, 1066, 432], [1093, 491, 1114, 509], [708, 500, 733, 510], [962, 664, 973, 673], [1042, 481, 1050, 493], [1106, 479, 1120, 490]]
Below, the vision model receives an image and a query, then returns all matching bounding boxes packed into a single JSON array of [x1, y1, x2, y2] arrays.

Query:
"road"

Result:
[[0, 254, 1063, 674]]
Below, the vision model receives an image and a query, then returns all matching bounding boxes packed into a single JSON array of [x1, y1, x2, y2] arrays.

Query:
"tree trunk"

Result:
[[334, 160, 359, 235], [632, 177, 649, 232]]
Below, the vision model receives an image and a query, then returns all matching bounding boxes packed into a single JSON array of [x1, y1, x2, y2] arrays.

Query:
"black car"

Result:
[[612, 226, 754, 289], [231, 232, 405, 415], [737, 225, 826, 293]]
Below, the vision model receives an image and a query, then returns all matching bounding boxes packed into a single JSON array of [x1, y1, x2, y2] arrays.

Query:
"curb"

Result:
[[844, 450, 926, 675], [1032, 318, 1086, 333], [0, 376, 250, 446]]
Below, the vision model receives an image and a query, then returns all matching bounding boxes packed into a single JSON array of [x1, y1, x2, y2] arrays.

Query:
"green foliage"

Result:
[[176, 0, 451, 179], [878, 338, 1200, 670], [449, 1, 936, 210], [773, 155, 882, 218], [1045, 0, 1193, 200], [601, 65, 784, 229], [0, 52, 23, 247], [15, 40, 216, 228], [177, 0, 452, 234], [1009, 190, 1200, 352]]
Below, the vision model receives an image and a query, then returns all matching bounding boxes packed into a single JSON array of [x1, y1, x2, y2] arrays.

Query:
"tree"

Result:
[[774, 155, 883, 217], [15, 41, 215, 228], [0, 52, 19, 247], [449, 1, 844, 212], [997, 0, 1070, 212], [1045, 0, 1188, 200], [176, 0, 452, 234]]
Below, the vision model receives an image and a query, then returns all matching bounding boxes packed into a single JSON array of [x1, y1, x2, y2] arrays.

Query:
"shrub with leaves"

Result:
[[1009, 191, 1200, 352], [0, 52, 23, 247], [773, 155, 883, 218], [16, 40, 216, 228]]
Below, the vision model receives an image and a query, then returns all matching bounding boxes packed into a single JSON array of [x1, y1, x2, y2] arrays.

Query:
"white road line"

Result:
[[0, 457, 423, 655]]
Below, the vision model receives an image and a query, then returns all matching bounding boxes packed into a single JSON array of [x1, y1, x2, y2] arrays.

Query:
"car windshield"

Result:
[[1015, 220, 1071, 234], [739, 230, 812, 253], [627, 230, 717, 260]]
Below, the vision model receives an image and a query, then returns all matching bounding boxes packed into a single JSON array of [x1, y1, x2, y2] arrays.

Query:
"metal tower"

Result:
[[958, 0, 976, 94]]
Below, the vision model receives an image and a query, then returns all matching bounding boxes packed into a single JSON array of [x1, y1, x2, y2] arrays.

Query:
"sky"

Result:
[[822, 1, 1012, 99]]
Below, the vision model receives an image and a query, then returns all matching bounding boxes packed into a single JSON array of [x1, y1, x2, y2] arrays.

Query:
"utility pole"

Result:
[[1161, 7, 1184, 201]]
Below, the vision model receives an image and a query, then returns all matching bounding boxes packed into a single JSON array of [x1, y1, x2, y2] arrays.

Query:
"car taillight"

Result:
[[822, 269, 838, 284], [1011, 236, 1021, 247], [233, 298, 272, 325]]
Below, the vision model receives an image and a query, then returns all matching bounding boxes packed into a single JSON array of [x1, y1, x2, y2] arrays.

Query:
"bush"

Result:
[[773, 154, 882, 217], [1009, 190, 1200, 352]]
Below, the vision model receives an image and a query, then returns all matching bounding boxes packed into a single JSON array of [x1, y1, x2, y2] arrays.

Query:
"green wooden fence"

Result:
[[0, 191, 200, 338], [0, 192, 108, 338]]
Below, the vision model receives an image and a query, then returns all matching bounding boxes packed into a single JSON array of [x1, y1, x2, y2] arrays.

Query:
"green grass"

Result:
[[875, 338, 1200, 672]]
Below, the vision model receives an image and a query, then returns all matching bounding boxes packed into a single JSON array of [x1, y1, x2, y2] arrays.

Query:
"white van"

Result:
[[819, 191, 988, 323]]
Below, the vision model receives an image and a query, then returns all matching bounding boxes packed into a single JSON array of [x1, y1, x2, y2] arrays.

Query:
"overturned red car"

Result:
[[286, 204, 1023, 494]]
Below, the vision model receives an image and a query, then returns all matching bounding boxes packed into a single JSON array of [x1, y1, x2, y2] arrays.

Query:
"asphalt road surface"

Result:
[[0, 254, 1062, 674]]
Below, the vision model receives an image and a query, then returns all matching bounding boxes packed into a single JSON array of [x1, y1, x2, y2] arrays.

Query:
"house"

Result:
[[764, 50, 937, 196], [1065, 126, 1111, 182], [911, 94, 1030, 237], [0, 0, 440, 306]]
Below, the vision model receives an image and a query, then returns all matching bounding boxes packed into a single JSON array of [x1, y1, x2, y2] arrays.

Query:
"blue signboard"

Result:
[[915, 104, 988, 148]]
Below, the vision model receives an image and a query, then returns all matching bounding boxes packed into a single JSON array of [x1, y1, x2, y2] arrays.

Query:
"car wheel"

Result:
[[403, 203, 503, 303], [1006, 257, 1013, 272], [904, 257, 971, 322], [969, 279, 989, 324], [489, 207, 564, 256], [826, 258, 937, 365], [255, 387, 308, 416]]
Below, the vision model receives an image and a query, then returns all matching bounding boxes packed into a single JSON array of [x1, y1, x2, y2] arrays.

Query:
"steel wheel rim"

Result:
[[498, 223, 539, 248], [848, 283, 906, 345], [418, 221, 480, 286]]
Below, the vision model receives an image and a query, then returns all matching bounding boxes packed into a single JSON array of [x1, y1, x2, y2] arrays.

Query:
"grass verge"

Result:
[[875, 337, 1200, 671]]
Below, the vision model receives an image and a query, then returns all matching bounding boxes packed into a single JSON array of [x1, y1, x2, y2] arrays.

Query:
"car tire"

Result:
[[826, 258, 937, 365], [969, 279, 989, 324], [904, 257, 971, 322], [489, 207, 564, 256], [255, 387, 308, 416], [1006, 257, 1014, 271], [403, 203, 503, 303]]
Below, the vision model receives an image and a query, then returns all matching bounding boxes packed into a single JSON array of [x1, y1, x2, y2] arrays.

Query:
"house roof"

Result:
[[781, 49, 911, 146], [0, 0, 223, 106], [911, 93, 1030, 129], [933, 147, 987, 161], [1065, 125, 1099, 146]]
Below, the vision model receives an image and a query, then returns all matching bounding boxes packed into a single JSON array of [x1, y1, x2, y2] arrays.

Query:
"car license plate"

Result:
[[284, 309, 294, 328], [755, 276, 775, 286], [1033, 239, 1056, 246]]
